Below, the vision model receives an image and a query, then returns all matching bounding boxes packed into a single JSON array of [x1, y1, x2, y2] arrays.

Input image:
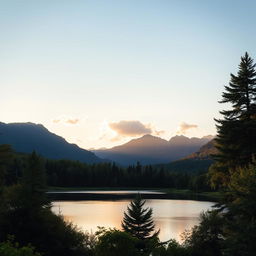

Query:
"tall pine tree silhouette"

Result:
[[122, 194, 159, 240], [210, 52, 256, 187]]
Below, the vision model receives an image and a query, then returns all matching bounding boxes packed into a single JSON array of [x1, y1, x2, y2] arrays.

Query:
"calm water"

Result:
[[52, 196, 214, 242]]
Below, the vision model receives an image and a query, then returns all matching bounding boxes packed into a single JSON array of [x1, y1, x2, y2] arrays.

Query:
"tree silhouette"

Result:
[[122, 194, 159, 240], [210, 52, 256, 187]]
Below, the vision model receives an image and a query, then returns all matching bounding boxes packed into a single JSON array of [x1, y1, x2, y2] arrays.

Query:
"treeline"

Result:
[[0, 148, 211, 191], [46, 159, 211, 191]]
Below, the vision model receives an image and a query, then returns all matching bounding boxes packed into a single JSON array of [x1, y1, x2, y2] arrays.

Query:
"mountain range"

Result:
[[93, 134, 214, 165], [0, 122, 101, 163], [0, 122, 215, 166]]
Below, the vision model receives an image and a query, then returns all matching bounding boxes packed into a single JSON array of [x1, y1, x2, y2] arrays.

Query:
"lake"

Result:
[[51, 191, 214, 242]]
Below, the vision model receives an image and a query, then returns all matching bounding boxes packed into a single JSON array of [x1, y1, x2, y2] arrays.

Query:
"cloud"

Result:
[[66, 118, 79, 124], [109, 120, 152, 137], [52, 117, 80, 125], [177, 122, 198, 134]]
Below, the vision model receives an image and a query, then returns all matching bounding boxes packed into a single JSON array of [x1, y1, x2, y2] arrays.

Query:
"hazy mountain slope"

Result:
[[161, 139, 216, 173], [0, 122, 102, 163], [94, 134, 214, 165], [184, 139, 217, 160]]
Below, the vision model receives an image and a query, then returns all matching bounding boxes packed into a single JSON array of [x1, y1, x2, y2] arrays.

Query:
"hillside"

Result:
[[0, 122, 102, 163], [94, 134, 214, 165], [184, 139, 217, 160], [161, 139, 216, 173]]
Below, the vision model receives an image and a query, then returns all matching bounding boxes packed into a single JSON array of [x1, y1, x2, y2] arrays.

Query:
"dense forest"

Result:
[[1, 149, 211, 191], [0, 52, 255, 255]]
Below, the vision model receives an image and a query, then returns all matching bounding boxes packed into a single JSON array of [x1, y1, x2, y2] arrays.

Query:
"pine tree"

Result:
[[210, 52, 256, 187], [0, 144, 14, 187], [220, 52, 256, 121], [22, 151, 49, 210], [121, 194, 159, 240]]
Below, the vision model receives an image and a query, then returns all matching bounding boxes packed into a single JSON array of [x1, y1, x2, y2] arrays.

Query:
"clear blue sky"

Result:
[[1, 0, 256, 148]]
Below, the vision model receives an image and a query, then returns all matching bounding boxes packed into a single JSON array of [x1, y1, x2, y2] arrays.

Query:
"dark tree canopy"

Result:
[[21, 151, 49, 210], [211, 52, 256, 187], [219, 52, 256, 121], [121, 194, 159, 240]]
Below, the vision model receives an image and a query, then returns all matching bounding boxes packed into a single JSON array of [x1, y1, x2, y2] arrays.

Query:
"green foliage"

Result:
[[223, 162, 256, 256], [0, 240, 41, 256], [122, 194, 159, 240], [165, 239, 188, 256], [184, 162, 256, 256], [183, 210, 224, 256], [95, 228, 140, 256], [0, 151, 94, 256]]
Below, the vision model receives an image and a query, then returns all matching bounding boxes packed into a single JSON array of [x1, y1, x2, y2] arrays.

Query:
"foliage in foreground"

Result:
[[0, 239, 41, 256], [0, 152, 94, 256]]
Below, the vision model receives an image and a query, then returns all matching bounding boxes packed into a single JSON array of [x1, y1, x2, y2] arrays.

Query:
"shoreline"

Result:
[[47, 187, 221, 202]]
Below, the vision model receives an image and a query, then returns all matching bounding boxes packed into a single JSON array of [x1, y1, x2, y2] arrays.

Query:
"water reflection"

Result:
[[52, 199, 214, 242]]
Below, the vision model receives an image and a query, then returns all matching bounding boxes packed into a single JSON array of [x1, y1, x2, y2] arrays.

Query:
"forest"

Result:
[[0, 52, 255, 255]]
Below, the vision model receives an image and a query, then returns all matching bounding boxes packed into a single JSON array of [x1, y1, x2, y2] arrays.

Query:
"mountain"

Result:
[[0, 122, 102, 163], [93, 134, 214, 165], [184, 139, 217, 160], [161, 139, 216, 173]]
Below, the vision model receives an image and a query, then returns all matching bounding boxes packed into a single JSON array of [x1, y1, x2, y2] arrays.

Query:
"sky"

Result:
[[1, 0, 256, 149]]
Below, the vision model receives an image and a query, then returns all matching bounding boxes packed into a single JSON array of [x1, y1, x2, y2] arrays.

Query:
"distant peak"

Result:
[[169, 135, 189, 141], [6, 122, 43, 127], [172, 135, 187, 138], [141, 134, 155, 139], [202, 135, 215, 140]]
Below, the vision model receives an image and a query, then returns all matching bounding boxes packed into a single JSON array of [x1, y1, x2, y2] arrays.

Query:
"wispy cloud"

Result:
[[176, 122, 198, 134], [66, 118, 79, 124], [52, 117, 80, 125]]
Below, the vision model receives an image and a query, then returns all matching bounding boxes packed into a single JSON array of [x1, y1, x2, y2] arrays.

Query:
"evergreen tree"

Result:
[[211, 52, 256, 187], [21, 151, 49, 210], [121, 194, 159, 240], [0, 144, 14, 187]]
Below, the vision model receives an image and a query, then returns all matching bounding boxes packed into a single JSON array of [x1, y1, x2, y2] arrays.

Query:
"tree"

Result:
[[224, 161, 256, 256], [21, 151, 49, 211], [210, 52, 256, 187], [183, 210, 225, 256], [95, 228, 140, 256], [0, 239, 41, 256], [0, 151, 94, 256], [122, 194, 159, 240], [0, 144, 14, 188]]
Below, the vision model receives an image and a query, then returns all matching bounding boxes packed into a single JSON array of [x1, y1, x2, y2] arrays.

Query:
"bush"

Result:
[[0, 239, 41, 256]]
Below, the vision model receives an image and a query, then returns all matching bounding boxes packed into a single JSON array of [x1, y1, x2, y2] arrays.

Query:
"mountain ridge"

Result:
[[0, 122, 102, 163], [93, 134, 214, 165]]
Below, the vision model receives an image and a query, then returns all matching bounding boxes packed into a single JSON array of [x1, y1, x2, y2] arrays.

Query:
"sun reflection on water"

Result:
[[52, 199, 214, 242]]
